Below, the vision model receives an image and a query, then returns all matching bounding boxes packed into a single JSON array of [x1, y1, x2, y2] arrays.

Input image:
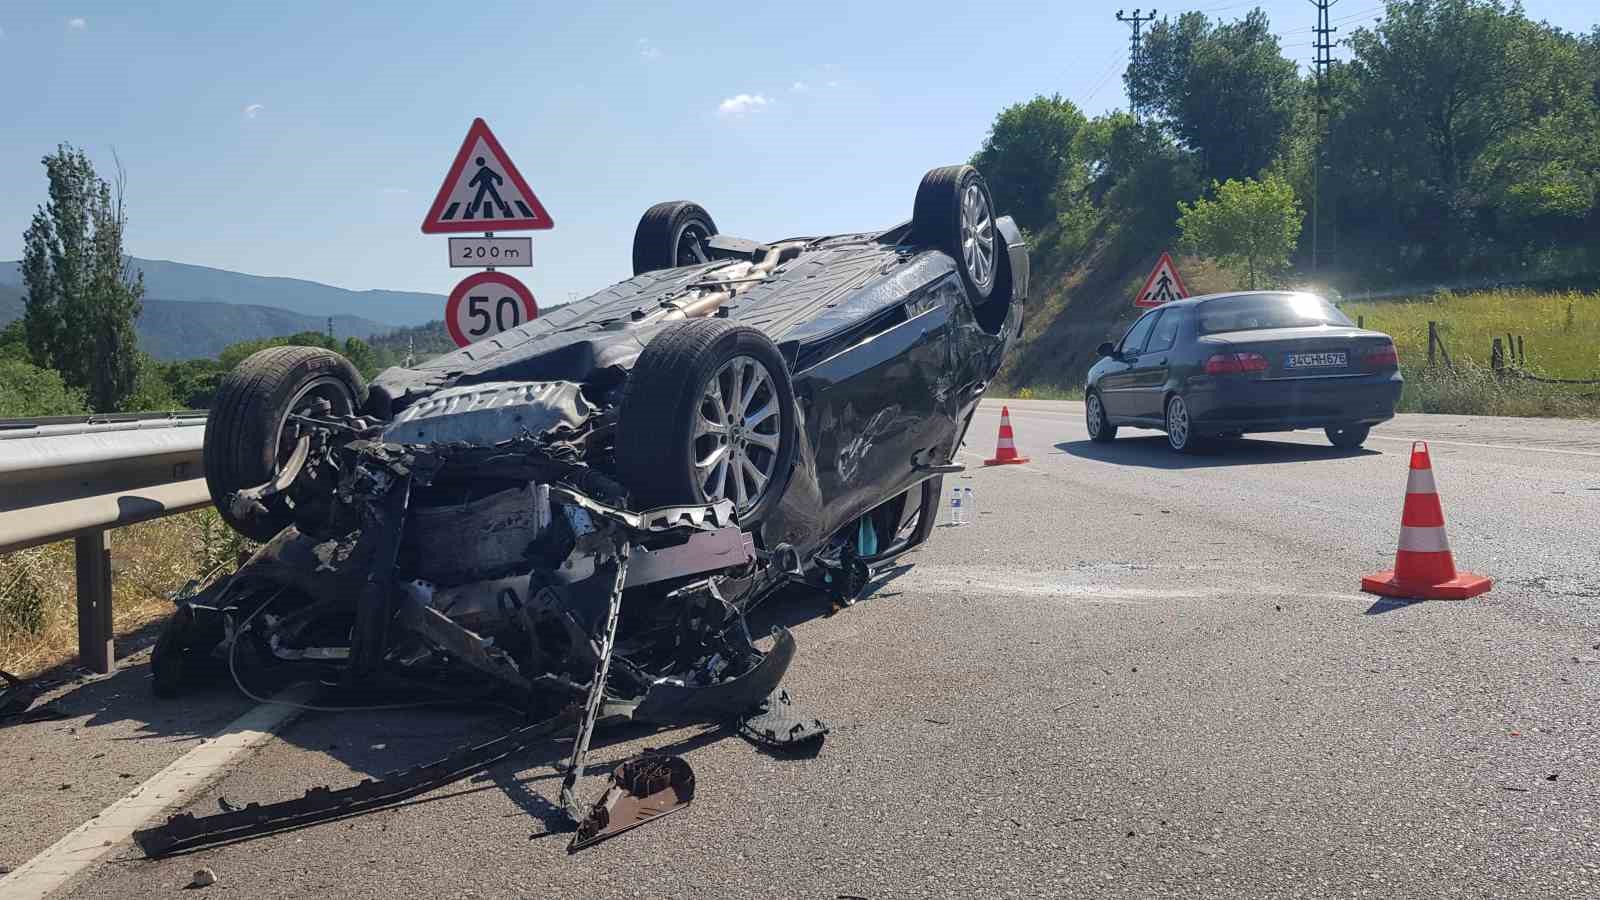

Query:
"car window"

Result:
[[1197, 293, 1353, 334], [1145, 308, 1181, 353], [1118, 311, 1159, 354]]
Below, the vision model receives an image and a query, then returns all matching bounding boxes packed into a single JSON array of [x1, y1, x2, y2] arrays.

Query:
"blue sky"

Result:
[[2, 0, 1593, 320]]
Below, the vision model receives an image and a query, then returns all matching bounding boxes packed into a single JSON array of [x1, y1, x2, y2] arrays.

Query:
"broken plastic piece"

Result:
[[737, 689, 829, 751], [569, 753, 695, 853]]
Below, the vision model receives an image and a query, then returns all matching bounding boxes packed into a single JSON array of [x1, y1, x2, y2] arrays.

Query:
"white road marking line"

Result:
[[0, 686, 312, 900], [982, 404, 1600, 459], [1363, 433, 1600, 458]]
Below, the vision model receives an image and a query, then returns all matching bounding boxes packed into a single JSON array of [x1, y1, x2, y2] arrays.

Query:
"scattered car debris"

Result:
[[738, 689, 830, 751], [0, 669, 68, 725], [568, 753, 696, 853], [187, 868, 217, 889]]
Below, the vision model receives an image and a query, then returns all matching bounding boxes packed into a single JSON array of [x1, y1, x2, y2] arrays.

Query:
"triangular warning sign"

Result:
[[1134, 251, 1189, 308], [421, 118, 554, 234]]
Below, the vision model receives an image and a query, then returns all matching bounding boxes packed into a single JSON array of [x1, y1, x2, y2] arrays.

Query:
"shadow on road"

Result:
[[1363, 596, 1428, 615], [1056, 435, 1382, 469]]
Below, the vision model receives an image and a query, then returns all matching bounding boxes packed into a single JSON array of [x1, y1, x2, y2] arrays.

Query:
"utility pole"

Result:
[[326, 316, 334, 341], [1309, 0, 1338, 276], [1116, 8, 1158, 122]]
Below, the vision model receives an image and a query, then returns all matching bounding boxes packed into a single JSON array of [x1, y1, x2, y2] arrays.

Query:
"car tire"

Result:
[[615, 319, 797, 525], [1326, 424, 1371, 450], [632, 202, 718, 275], [1085, 390, 1117, 443], [204, 346, 365, 541], [913, 165, 998, 302], [1164, 394, 1206, 454]]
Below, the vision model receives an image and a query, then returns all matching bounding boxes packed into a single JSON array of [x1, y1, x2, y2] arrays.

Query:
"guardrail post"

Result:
[[74, 529, 115, 673]]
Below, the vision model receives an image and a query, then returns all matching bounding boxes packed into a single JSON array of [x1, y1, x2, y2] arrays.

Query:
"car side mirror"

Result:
[[1097, 342, 1116, 358]]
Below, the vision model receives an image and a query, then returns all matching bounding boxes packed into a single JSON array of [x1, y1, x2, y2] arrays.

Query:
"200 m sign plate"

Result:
[[448, 237, 533, 268]]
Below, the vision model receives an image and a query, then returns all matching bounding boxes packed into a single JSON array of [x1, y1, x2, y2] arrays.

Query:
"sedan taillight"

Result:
[[1363, 343, 1400, 369], [1204, 352, 1269, 375]]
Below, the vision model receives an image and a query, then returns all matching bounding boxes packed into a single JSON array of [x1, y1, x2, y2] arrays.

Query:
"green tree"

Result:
[[1129, 10, 1301, 184], [970, 95, 1088, 232], [0, 359, 88, 417], [1177, 174, 1303, 289], [1330, 0, 1600, 276], [0, 320, 29, 363], [120, 353, 178, 411], [20, 145, 145, 412]]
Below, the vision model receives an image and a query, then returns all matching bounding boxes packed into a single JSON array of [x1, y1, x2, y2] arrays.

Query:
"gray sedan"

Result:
[[1084, 291, 1402, 453]]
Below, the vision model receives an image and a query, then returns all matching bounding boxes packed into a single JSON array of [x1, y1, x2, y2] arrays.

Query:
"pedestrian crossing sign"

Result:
[[421, 118, 554, 234], [1134, 251, 1188, 308]]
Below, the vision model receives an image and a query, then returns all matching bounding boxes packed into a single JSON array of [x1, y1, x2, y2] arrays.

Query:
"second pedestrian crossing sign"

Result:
[[421, 118, 554, 234], [1133, 251, 1189, 308]]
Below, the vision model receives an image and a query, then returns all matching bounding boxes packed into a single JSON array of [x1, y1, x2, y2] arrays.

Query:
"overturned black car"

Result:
[[147, 165, 1025, 849]]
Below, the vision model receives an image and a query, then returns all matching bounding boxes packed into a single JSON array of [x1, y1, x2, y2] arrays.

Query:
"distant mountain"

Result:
[[134, 301, 394, 359], [0, 257, 445, 361], [0, 257, 442, 326]]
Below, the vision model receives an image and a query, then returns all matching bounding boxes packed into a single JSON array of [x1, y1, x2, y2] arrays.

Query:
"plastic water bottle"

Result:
[[950, 485, 964, 526], [963, 485, 976, 521]]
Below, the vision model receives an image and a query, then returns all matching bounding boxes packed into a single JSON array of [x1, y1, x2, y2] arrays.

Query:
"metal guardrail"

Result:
[[0, 412, 209, 673]]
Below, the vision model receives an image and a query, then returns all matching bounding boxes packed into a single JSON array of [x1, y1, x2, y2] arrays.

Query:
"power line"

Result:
[[1084, 50, 1131, 105], [1115, 8, 1159, 121]]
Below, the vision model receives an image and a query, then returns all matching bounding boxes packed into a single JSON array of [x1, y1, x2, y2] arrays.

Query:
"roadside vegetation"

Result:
[[0, 510, 252, 677]]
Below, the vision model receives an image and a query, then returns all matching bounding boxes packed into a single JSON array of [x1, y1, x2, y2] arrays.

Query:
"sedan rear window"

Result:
[[1197, 293, 1354, 334]]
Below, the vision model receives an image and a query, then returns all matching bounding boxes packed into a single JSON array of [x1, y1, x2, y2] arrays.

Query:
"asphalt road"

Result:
[[4, 399, 1598, 898]]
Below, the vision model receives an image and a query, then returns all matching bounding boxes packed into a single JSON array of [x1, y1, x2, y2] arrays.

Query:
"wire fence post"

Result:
[[1427, 321, 1437, 367], [1491, 337, 1505, 375]]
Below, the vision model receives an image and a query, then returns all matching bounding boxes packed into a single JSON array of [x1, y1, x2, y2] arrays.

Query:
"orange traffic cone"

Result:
[[983, 405, 1030, 466], [1361, 441, 1492, 600]]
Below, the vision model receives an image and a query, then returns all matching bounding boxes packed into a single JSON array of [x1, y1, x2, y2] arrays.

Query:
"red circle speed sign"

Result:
[[444, 271, 539, 348]]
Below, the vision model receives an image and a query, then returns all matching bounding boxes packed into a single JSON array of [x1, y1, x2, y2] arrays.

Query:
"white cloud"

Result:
[[243, 103, 264, 118], [637, 38, 661, 61], [825, 80, 840, 88], [67, 17, 87, 29], [791, 81, 808, 92], [717, 93, 770, 116]]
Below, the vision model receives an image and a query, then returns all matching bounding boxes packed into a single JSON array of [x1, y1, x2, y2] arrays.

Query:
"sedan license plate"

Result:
[[1285, 351, 1347, 369]]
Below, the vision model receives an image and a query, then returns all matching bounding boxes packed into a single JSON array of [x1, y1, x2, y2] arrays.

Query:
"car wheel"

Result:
[[632, 201, 718, 275], [913, 165, 998, 302], [1085, 390, 1117, 443], [204, 347, 364, 541], [1164, 394, 1206, 454], [615, 319, 797, 524], [1326, 424, 1371, 450]]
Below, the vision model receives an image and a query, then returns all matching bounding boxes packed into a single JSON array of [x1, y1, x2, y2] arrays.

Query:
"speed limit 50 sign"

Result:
[[444, 270, 539, 348]]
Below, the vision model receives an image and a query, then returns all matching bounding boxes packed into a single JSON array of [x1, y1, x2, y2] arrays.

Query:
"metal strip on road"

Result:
[[0, 688, 311, 900]]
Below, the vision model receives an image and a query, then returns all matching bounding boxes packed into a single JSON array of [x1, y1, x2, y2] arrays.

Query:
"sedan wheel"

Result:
[[1086, 391, 1117, 443], [1326, 424, 1371, 450], [1165, 395, 1204, 454]]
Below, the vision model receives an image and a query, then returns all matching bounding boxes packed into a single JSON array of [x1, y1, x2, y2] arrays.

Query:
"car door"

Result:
[[1098, 310, 1160, 419], [802, 275, 955, 537], [1126, 307, 1183, 420]]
